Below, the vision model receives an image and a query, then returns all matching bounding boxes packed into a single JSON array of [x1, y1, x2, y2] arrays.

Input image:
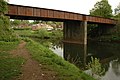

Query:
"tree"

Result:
[[10, 20, 30, 28], [90, 0, 112, 18], [0, 0, 17, 41], [0, 0, 7, 15], [88, 0, 113, 38], [114, 3, 120, 20], [10, 20, 21, 27], [114, 3, 120, 37], [115, 3, 120, 15]]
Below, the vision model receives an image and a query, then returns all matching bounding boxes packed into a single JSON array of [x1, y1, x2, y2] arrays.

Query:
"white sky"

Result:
[[9, 0, 120, 14]]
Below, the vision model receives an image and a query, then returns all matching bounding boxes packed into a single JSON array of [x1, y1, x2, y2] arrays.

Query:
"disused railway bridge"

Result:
[[6, 4, 117, 44]]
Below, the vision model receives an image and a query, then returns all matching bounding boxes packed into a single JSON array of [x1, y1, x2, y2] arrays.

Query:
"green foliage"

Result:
[[50, 30, 63, 39], [35, 29, 49, 38], [14, 29, 63, 40], [87, 24, 99, 38], [0, 16, 10, 34], [31, 20, 41, 24], [31, 38, 51, 48], [114, 13, 120, 20], [0, 0, 7, 15], [115, 19, 120, 37], [10, 20, 30, 28], [0, 41, 25, 80], [0, 0, 18, 42], [26, 39, 95, 80], [80, 72, 96, 80], [114, 3, 120, 15], [87, 57, 105, 78], [10, 20, 21, 27], [14, 29, 33, 38], [0, 41, 19, 51], [88, 0, 114, 39], [114, 3, 120, 20], [111, 3, 120, 40], [14, 29, 49, 38], [0, 55, 24, 80], [90, 0, 112, 18], [0, 17, 18, 42]]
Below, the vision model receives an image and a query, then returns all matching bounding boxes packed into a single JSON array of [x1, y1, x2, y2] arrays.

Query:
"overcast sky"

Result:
[[9, 0, 120, 14]]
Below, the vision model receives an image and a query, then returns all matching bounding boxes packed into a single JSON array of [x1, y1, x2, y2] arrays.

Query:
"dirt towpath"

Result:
[[10, 41, 57, 80]]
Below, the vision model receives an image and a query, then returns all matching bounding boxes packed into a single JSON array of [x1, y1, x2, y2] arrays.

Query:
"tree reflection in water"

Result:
[[32, 37, 120, 80], [101, 59, 120, 80]]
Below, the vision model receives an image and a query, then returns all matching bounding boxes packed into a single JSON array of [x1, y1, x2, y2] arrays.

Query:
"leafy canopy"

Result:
[[0, 0, 8, 15], [0, 0, 17, 41], [114, 3, 120, 20], [90, 0, 112, 18]]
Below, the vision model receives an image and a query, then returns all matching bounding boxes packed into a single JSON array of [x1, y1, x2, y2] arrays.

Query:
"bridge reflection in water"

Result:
[[62, 41, 120, 80], [64, 42, 87, 69], [32, 37, 120, 79]]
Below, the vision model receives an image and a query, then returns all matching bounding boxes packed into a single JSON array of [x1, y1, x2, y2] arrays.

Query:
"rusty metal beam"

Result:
[[6, 4, 117, 25]]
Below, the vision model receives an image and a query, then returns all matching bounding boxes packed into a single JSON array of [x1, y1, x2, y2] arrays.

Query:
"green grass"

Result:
[[14, 29, 34, 37], [14, 29, 48, 38], [14, 29, 63, 39], [0, 41, 19, 51], [26, 40, 95, 80], [0, 41, 25, 80]]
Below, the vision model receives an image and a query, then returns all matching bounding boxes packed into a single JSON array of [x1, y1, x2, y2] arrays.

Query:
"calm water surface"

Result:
[[33, 38, 120, 80], [51, 40, 120, 80]]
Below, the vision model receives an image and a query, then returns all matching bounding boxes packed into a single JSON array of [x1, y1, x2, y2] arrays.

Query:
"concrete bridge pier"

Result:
[[63, 20, 87, 44], [63, 20, 87, 66]]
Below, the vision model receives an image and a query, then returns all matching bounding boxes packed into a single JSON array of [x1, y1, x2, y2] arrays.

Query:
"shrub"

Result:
[[0, 0, 18, 42], [35, 29, 49, 38], [87, 57, 105, 79], [50, 30, 63, 39]]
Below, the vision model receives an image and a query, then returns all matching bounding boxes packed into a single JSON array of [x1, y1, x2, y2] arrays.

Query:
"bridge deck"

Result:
[[6, 4, 116, 25]]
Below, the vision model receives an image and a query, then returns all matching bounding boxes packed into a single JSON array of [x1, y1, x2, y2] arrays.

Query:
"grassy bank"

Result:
[[26, 39, 95, 80], [14, 29, 63, 39], [0, 41, 25, 80]]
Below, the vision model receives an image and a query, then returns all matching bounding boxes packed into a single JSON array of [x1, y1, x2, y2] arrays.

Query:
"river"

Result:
[[32, 38, 120, 80]]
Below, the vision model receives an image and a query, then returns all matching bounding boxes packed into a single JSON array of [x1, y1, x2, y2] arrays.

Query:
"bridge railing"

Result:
[[85, 16, 116, 24], [7, 4, 117, 25]]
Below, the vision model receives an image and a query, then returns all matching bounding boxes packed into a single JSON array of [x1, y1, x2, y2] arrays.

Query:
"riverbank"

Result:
[[0, 28, 96, 80], [14, 28, 63, 39], [26, 39, 95, 80], [0, 40, 95, 80]]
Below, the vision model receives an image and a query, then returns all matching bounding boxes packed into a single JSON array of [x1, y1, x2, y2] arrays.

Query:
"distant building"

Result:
[[32, 23, 53, 31], [18, 24, 29, 28]]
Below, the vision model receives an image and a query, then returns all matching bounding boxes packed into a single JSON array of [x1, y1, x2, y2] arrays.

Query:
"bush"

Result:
[[0, 0, 18, 42], [0, 16, 19, 42], [50, 30, 63, 39], [87, 57, 105, 79], [35, 29, 49, 38]]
